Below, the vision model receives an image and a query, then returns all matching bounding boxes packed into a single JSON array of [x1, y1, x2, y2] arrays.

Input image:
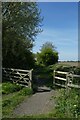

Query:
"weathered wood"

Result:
[[54, 83, 66, 88], [55, 71, 67, 74], [54, 76, 66, 81], [53, 70, 55, 87], [2, 68, 33, 88], [53, 70, 80, 89], [72, 74, 80, 78], [67, 84, 80, 89]]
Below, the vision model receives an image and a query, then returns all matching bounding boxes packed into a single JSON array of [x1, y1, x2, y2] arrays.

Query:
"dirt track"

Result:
[[13, 87, 57, 117]]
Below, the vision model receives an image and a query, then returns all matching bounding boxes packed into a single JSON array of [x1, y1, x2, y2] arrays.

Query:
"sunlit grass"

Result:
[[2, 82, 33, 118]]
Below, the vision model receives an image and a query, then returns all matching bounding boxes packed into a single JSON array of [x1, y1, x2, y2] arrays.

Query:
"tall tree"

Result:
[[2, 2, 43, 68], [37, 42, 58, 66]]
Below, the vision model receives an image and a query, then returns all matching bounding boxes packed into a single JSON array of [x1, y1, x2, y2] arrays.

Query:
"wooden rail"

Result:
[[2, 68, 33, 88], [53, 70, 80, 89]]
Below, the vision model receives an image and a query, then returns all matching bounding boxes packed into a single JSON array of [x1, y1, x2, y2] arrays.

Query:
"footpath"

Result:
[[13, 86, 57, 117]]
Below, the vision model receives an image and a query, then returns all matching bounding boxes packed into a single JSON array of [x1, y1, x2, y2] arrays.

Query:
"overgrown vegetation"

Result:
[[17, 88, 80, 119], [32, 64, 55, 92], [2, 82, 33, 118], [2, 82, 23, 94], [51, 65, 80, 118], [53, 88, 80, 118]]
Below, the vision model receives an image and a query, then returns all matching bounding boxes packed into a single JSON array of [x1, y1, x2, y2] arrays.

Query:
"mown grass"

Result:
[[2, 82, 33, 118]]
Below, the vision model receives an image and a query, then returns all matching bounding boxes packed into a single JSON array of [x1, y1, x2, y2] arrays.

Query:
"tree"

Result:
[[37, 42, 58, 66], [2, 2, 43, 69], [40, 41, 56, 52]]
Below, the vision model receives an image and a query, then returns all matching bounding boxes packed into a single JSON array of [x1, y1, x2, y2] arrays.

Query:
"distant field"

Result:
[[58, 61, 80, 67]]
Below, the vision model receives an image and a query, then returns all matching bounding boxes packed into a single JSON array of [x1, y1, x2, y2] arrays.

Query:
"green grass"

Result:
[[17, 88, 80, 119], [52, 88, 80, 118], [2, 82, 23, 94], [2, 65, 80, 118], [2, 82, 33, 118]]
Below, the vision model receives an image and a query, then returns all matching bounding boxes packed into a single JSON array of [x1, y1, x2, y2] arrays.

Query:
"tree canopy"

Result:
[[2, 2, 43, 69], [40, 41, 56, 52], [36, 42, 59, 66]]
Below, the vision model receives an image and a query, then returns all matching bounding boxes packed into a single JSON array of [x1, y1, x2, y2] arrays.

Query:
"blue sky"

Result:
[[33, 2, 78, 61]]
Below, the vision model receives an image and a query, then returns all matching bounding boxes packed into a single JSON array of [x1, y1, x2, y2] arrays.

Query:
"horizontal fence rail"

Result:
[[53, 70, 80, 89], [2, 68, 33, 88]]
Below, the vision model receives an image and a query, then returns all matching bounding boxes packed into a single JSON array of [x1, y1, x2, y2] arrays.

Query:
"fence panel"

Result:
[[53, 70, 80, 89]]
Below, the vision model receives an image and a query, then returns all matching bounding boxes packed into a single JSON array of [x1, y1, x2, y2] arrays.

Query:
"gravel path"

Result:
[[13, 87, 57, 117]]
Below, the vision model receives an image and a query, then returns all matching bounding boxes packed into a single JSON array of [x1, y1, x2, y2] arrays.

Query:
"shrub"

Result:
[[2, 82, 23, 94], [54, 88, 80, 118], [18, 87, 33, 96]]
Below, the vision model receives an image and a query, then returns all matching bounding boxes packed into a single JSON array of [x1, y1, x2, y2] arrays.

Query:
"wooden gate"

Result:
[[2, 68, 33, 88]]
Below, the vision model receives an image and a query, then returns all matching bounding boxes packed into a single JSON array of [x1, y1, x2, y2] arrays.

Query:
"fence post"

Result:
[[29, 69, 33, 89], [53, 70, 55, 88], [66, 73, 68, 89]]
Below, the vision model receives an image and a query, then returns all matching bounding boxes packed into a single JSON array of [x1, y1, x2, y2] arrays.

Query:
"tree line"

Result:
[[2, 2, 58, 69]]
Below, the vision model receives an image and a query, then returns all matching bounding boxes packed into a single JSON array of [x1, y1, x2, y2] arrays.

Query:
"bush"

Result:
[[18, 87, 33, 96], [54, 65, 80, 74], [2, 87, 33, 117], [36, 42, 58, 66], [2, 82, 23, 94], [54, 88, 80, 118]]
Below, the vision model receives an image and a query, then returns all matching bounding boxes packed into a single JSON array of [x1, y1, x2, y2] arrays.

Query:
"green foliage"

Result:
[[18, 87, 33, 96], [36, 42, 58, 66], [33, 64, 54, 89], [54, 88, 80, 118], [2, 2, 43, 69], [40, 41, 56, 52], [2, 82, 23, 94], [54, 64, 71, 71], [2, 83, 33, 118]]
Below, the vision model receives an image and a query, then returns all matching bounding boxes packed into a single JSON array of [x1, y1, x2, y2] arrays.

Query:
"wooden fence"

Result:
[[53, 70, 80, 89], [2, 68, 33, 88]]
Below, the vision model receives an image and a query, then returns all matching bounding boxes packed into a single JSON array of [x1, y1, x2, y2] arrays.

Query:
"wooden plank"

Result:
[[55, 71, 68, 75], [2, 68, 31, 73], [54, 70, 80, 89], [55, 76, 66, 81], [67, 84, 80, 88], [53, 70, 55, 86], [18, 81, 29, 84], [72, 74, 80, 78], [14, 69, 30, 73], [3, 74, 29, 80], [16, 83, 28, 87], [2, 68, 33, 88], [54, 83, 66, 88]]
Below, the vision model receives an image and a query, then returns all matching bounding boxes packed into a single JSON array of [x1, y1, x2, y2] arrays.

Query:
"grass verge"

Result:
[[15, 88, 80, 119], [52, 88, 80, 118], [2, 82, 33, 118]]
